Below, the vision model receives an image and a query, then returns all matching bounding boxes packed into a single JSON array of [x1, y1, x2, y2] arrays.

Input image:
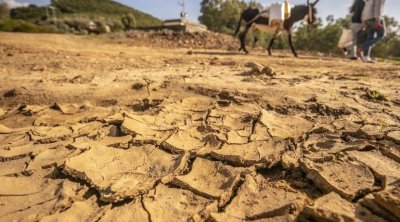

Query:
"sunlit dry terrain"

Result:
[[0, 32, 399, 221]]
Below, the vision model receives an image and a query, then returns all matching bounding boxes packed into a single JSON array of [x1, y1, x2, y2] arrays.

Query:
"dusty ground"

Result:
[[0, 32, 399, 222]]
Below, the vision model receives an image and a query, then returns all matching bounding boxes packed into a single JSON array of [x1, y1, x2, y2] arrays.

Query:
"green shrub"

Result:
[[0, 19, 56, 33], [95, 21, 108, 33], [8, 0, 161, 33], [200, 0, 248, 34], [109, 20, 123, 32], [51, 0, 161, 27], [121, 14, 136, 30], [366, 90, 387, 101], [63, 18, 89, 32], [294, 22, 343, 54], [10, 5, 49, 23], [0, 3, 9, 20]]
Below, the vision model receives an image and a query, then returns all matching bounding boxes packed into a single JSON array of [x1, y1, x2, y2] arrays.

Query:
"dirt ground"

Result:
[[0, 32, 399, 222]]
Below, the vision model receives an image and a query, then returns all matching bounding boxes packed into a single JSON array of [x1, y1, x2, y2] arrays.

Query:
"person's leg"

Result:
[[363, 19, 386, 61], [356, 29, 367, 58], [363, 19, 386, 58], [349, 23, 362, 59], [366, 46, 372, 58], [348, 24, 357, 58], [376, 19, 386, 41], [363, 20, 376, 57]]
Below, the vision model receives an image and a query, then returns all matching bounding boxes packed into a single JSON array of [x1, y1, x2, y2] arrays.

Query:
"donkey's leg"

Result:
[[238, 31, 245, 51], [267, 28, 281, 56], [253, 36, 258, 49], [287, 31, 298, 57], [239, 36, 243, 51], [240, 24, 252, 54], [238, 29, 245, 51]]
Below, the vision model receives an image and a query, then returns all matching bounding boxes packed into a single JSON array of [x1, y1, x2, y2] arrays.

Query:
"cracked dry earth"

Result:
[[0, 32, 400, 222]]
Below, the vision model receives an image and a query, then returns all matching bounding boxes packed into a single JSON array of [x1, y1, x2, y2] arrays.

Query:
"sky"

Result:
[[2, 0, 400, 23]]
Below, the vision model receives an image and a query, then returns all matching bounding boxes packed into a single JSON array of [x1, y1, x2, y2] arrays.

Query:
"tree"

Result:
[[10, 4, 47, 22], [294, 19, 342, 53], [121, 14, 136, 30], [326, 15, 334, 24], [199, 0, 222, 32], [0, 3, 9, 20], [247, 0, 261, 8], [199, 0, 247, 34]]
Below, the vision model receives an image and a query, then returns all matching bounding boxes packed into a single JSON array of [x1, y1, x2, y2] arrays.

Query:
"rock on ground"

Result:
[[210, 139, 290, 168], [171, 158, 244, 207], [64, 144, 188, 202], [217, 174, 308, 220], [300, 158, 375, 200]]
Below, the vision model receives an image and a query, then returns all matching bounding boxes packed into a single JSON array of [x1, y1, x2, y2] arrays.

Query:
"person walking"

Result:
[[361, 0, 386, 63], [348, 0, 365, 60]]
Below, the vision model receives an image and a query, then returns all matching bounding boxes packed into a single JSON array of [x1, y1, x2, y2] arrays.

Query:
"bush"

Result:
[[95, 21, 108, 33], [0, 19, 56, 33], [109, 20, 124, 32], [294, 22, 343, 54], [121, 14, 136, 30], [51, 0, 161, 27], [200, 0, 248, 34], [62, 18, 89, 32], [0, 3, 9, 20], [248, 30, 288, 49], [10, 5, 49, 22]]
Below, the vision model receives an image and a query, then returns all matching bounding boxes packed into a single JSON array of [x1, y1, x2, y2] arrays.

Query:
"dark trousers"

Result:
[[363, 19, 386, 57]]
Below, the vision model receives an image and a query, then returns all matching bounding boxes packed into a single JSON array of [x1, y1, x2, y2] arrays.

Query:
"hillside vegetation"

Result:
[[1, 0, 161, 34], [51, 0, 161, 27]]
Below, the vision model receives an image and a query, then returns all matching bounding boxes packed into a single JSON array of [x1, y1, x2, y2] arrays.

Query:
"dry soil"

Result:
[[0, 32, 399, 222]]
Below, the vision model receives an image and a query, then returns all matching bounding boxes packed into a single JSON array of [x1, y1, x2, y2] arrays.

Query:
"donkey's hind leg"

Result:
[[253, 36, 259, 49], [238, 32, 244, 51], [239, 24, 252, 54], [267, 28, 281, 56], [287, 31, 298, 57]]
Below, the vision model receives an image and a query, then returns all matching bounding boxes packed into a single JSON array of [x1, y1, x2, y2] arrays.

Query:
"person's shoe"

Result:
[[349, 57, 358, 60], [356, 46, 363, 58], [362, 56, 376, 63], [342, 48, 348, 56]]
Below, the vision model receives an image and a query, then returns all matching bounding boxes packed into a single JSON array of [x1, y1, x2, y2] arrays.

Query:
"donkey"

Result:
[[235, 0, 320, 57]]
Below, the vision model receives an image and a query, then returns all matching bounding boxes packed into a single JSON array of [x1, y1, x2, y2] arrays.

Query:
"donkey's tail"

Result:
[[234, 12, 243, 37]]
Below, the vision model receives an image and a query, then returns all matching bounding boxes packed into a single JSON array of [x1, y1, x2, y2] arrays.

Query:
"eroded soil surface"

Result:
[[0, 32, 400, 221]]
